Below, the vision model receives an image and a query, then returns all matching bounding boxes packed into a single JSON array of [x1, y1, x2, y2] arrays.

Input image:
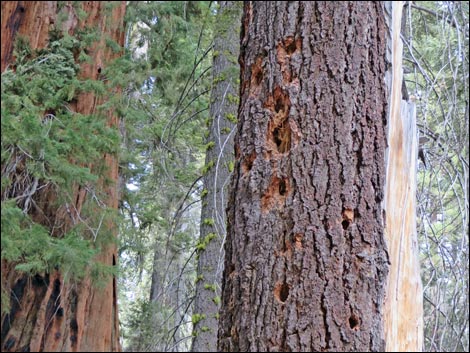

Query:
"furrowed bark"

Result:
[[219, 2, 389, 351], [1, 2, 125, 351], [192, 2, 242, 351]]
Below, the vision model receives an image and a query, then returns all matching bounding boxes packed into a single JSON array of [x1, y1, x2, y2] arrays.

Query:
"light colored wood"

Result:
[[383, 2, 424, 351]]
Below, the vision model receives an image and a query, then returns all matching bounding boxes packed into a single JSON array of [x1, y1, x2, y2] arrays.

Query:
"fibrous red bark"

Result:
[[1, 2, 125, 351], [219, 2, 389, 351]]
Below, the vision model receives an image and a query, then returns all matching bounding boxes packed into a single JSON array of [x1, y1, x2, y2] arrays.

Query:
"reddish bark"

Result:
[[1, 2, 125, 351]]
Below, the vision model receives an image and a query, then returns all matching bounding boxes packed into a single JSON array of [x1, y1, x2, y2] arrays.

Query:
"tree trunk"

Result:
[[383, 2, 423, 351], [0, 2, 125, 351], [191, 2, 241, 352], [219, 2, 390, 351]]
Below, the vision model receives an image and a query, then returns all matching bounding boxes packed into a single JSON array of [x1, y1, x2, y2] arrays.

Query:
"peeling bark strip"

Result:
[[383, 2, 423, 351], [219, 2, 389, 352], [1, 2, 125, 352]]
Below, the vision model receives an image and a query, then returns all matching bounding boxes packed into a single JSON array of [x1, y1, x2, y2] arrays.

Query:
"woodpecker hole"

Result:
[[342, 209, 354, 230], [279, 179, 287, 195], [349, 314, 360, 331], [274, 281, 290, 303]]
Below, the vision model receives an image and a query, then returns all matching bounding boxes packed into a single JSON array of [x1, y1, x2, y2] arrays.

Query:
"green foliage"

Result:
[[117, 2, 216, 351], [1, 28, 120, 285], [403, 2, 469, 351]]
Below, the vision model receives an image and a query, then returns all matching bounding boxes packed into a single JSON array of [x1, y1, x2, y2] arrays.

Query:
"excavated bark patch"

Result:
[[242, 151, 257, 174], [220, 2, 389, 352], [261, 176, 290, 212], [274, 281, 290, 303]]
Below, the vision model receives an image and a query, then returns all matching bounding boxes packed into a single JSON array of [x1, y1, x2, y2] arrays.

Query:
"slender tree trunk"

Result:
[[219, 2, 390, 351], [0, 2, 125, 351], [383, 2, 423, 351], [191, 2, 241, 352]]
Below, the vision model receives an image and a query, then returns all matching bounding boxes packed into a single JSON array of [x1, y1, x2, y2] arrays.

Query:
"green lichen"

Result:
[[228, 160, 235, 173], [201, 160, 215, 175], [195, 232, 217, 252], [203, 219, 215, 227], [192, 313, 206, 325], [213, 73, 226, 85], [221, 127, 231, 134], [212, 296, 221, 305], [205, 141, 215, 151], [227, 94, 239, 105], [204, 283, 217, 292], [204, 116, 213, 127], [225, 113, 238, 124]]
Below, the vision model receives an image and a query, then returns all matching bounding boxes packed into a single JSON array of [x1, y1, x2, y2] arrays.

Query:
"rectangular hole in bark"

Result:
[[342, 208, 354, 230], [274, 281, 290, 303], [242, 151, 257, 174], [272, 121, 292, 154], [294, 233, 303, 249], [261, 177, 290, 212], [250, 56, 264, 87], [279, 179, 287, 195], [280, 283, 289, 302]]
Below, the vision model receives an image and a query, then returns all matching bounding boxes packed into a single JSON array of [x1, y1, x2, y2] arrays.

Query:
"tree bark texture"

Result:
[[191, 2, 241, 351], [0, 2, 125, 351], [382, 2, 423, 351], [219, 2, 389, 352]]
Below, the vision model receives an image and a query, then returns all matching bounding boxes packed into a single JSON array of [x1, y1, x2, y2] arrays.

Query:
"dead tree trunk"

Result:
[[383, 2, 423, 351], [219, 2, 390, 351], [0, 2, 125, 351]]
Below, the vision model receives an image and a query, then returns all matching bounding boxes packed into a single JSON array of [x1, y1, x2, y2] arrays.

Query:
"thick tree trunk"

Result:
[[0, 2, 125, 351], [191, 2, 241, 352], [219, 2, 390, 351]]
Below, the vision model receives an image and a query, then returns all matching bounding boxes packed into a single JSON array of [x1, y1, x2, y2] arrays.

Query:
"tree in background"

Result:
[[1, 1, 125, 351], [191, 2, 242, 351], [117, 2, 214, 351], [219, 2, 391, 351], [402, 2, 469, 351]]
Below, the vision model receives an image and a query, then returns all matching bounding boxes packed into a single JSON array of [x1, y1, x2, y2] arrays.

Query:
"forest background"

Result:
[[1, 1, 468, 352]]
